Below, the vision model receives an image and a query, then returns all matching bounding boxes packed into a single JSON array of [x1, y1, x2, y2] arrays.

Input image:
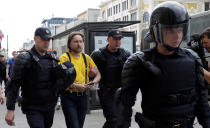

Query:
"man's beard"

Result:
[[71, 47, 82, 53]]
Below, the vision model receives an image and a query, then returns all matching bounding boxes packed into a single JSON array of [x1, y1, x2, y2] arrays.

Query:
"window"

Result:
[[123, 16, 125, 21], [107, 8, 112, 17], [116, 5, 118, 14], [122, 1, 127, 11], [143, 12, 149, 23], [110, 8, 112, 16], [131, 0, 136, 7], [131, 12, 137, 21], [123, 15, 128, 21], [119, 4, 121, 12], [102, 11, 106, 18], [205, 2, 209, 11], [114, 6, 116, 14], [107, 8, 111, 17], [127, 0, 128, 9]]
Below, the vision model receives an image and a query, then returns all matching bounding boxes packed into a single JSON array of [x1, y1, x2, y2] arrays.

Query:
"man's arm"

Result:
[[203, 68, 210, 84], [87, 54, 101, 86], [90, 66, 101, 84]]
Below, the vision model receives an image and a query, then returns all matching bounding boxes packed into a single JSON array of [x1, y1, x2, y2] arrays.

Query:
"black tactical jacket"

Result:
[[117, 47, 210, 128], [6, 46, 58, 111], [91, 45, 130, 88]]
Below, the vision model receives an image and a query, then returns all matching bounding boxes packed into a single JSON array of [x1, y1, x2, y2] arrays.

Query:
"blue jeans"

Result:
[[61, 92, 88, 128]]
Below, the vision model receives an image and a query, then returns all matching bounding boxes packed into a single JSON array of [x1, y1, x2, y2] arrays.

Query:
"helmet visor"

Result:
[[153, 22, 190, 45]]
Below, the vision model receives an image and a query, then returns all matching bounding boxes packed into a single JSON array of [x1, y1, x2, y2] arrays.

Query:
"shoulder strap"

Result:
[[27, 50, 39, 62], [66, 52, 71, 62], [66, 52, 87, 84], [82, 53, 87, 84], [27, 50, 41, 67]]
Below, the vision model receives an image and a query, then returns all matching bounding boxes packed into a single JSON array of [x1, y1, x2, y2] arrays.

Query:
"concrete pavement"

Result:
[[0, 89, 203, 128], [0, 87, 140, 128]]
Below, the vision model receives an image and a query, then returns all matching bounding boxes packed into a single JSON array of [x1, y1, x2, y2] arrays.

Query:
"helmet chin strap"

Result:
[[162, 42, 179, 52]]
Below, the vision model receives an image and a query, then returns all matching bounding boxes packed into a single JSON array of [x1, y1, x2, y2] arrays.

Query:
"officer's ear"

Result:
[[107, 36, 111, 42], [34, 36, 40, 42]]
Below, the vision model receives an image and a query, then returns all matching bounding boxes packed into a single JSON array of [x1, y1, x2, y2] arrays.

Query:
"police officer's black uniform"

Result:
[[6, 27, 75, 128], [91, 43, 130, 128], [6, 46, 59, 128], [117, 1, 210, 128]]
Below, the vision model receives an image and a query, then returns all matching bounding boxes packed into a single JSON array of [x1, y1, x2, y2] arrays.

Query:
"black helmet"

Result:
[[149, 1, 190, 51], [52, 61, 76, 91]]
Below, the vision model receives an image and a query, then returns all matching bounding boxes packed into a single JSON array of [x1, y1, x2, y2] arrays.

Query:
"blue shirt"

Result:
[[8, 58, 15, 76]]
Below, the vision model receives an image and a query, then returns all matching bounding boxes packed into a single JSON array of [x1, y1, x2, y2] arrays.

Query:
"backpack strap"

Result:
[[66, 52, 87, 84], [66, 52, 71, 62], [82, 53, 87, 84]]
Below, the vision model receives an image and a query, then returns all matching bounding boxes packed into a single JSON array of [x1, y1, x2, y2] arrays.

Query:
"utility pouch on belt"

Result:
[[135, 112, 155, 128]]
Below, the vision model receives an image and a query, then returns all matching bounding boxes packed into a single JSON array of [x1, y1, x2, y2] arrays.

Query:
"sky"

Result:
[[0, 0, 103, 56]]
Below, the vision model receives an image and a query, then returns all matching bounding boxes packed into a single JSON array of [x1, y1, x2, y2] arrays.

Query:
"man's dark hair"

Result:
[[67, 32, 85, 51], [12, 51, 18, 55], [52, 50, 57, 55], [201, 27, 210, 39]]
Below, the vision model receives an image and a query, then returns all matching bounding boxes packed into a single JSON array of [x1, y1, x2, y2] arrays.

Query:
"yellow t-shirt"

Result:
[[59, 52, 97, 92]]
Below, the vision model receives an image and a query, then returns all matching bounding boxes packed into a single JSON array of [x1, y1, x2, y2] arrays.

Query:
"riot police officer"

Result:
[[117, 1, 210, 128], [91, 29, 130, 128], [5, 27, 75, 128]]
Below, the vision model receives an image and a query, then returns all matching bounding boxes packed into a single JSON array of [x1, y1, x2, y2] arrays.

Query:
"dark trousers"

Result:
[[25, 108, 55, 128], [61, 92, 88, 128], [98, 88, 117, 128]]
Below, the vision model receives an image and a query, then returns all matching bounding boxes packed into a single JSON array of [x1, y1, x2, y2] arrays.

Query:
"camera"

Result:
[[187, 34, 208, 69]]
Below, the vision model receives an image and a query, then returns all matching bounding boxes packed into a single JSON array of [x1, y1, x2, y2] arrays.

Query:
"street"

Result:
[[0, 96, 140, 128], [0, 87, 203, 128], [0, 83, 140, 128]]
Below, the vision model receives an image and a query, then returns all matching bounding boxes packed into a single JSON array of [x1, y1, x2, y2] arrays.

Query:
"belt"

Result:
[[156, 119, 192, 128], [69, 91, 86, 96]]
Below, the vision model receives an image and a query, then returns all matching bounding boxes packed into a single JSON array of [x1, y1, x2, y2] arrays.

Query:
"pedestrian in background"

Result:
[[117, 1, 210, 128], [195, 28, 210, 82], [59, 32, 101, 128], [6, 51, 18, 80], [91, 29, 130, 128]]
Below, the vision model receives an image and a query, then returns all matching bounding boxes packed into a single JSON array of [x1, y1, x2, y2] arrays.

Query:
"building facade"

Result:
[[22, 39, 34, 51], [41, 17, 73, 35], [56, 8, 100, 34], [98, 0, 209, 49]]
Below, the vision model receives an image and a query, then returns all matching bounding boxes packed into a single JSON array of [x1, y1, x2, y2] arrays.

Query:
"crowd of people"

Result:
[[1, 1, 210, 128]]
